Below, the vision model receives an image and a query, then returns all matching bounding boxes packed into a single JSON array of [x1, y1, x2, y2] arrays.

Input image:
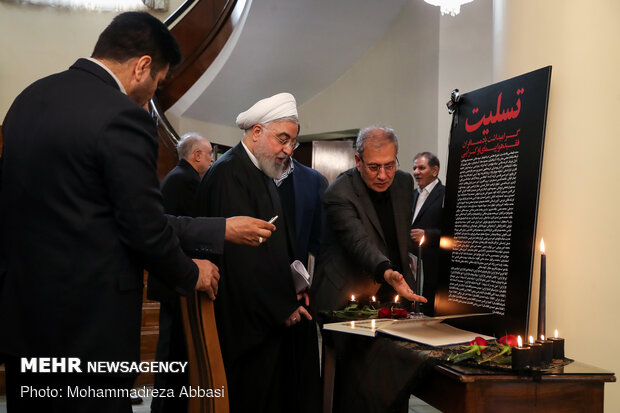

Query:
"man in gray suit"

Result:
[[311, 126, 427, 312]]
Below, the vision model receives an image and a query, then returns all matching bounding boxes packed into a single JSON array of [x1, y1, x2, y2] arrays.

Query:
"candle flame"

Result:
[[371, 296, 377, 302], [540, 238, 545, 254], [350, 321, 355, 328], [517, 335, 523, 348], [371, 319, 376, 329], [394, 295, 399, 303], [419, 235, 425, 246], [351, 295, 355, 301], [555, 329, 559, 338], [529, 336, 534, 345], [541, 334, 545, 341]]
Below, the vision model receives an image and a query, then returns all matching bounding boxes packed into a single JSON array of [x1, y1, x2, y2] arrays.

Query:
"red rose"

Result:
[[469, 336, 489, 349], [392, 308, 407, 319], [499, 334, 518, 347], [378, 308, 391, 318]]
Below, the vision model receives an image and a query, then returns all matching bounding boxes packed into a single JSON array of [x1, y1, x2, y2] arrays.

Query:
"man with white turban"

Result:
[[194, 93, 310, 412]]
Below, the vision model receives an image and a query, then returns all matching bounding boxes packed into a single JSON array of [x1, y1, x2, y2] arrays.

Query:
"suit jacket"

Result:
[[289, 159, 328, 262], [411, 180, 445, 313], [161, 158, 200, 217], [311, 168, 415, 312], [0, 59, 215, 362]]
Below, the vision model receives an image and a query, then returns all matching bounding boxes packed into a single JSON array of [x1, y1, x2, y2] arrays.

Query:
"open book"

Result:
[[323, 314, 495, 347]]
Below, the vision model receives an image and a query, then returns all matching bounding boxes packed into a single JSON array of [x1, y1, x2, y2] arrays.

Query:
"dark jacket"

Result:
[[311, 168, 415, 312], [0, 59, 213, 362]]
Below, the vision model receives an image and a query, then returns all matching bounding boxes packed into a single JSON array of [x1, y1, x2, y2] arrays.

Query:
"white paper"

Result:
[[290, 260, 312, 293]]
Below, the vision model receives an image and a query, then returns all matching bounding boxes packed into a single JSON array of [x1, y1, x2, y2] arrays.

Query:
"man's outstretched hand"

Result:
[[384, 269, 427, 303]]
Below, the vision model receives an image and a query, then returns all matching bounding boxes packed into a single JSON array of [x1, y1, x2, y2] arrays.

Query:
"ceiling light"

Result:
[[424, 0, 474, 16]]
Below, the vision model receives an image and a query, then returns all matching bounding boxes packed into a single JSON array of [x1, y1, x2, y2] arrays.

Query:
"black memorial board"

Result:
[[435, 66, 552, 338]]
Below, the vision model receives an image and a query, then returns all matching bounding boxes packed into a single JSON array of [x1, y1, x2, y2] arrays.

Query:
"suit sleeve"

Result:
[[97, 107, 197, 296], [166, 215, 226, 256]]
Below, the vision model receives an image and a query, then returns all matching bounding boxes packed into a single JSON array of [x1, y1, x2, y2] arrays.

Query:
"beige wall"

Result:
[[495, 0, 620, 410], [173, 0, 443, 163], [297, 0, 440, 172], [436, 0, 494, 181], [0, 1, 182, 120], [172, 113, 241, 148]]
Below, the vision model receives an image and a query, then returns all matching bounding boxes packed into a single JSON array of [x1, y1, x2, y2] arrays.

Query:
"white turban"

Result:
[[235, 92, 298, 130]]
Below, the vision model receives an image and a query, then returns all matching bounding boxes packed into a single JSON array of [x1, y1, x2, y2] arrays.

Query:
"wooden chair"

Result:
[[180, 292, 229, 413]]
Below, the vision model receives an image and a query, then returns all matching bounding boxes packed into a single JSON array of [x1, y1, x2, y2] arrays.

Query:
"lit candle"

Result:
[[392, 295, 403, 310], [369, 295, 381, 309], [528, 335, 542, 367], [537, 239, 546, 339], [536, 334, 553, 364], [511, 335, 531, 371], [548, 329, 565, 359], [347, 294, 359, 309], [414, 236, 425, 314]]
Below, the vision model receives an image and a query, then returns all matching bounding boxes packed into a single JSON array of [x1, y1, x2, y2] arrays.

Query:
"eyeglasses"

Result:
[[264, 126, 299, 150], [271, 134, 299, 150], [360, 157, 399, 174]]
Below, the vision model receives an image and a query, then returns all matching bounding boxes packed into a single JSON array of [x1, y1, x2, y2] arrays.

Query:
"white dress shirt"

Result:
[[412, 178, 439, 223]]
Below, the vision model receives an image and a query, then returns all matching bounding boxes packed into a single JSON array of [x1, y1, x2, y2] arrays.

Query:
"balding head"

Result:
[[177, 133, 213, 178]]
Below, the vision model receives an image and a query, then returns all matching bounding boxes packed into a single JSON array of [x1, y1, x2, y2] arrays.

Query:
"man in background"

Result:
[[160, 133, 213, 216], [410, 151, 445, 315], [149, 133, 212, 413]]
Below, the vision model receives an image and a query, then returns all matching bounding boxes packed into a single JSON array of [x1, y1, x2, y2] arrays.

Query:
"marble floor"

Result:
[[0, 392, 441, 413]]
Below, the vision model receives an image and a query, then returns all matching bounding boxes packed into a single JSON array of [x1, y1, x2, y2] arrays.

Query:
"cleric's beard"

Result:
[[254, 146, 285, 179]]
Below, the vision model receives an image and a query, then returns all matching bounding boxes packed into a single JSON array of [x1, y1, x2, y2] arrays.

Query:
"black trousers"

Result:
[[3, 354, 135, 413]]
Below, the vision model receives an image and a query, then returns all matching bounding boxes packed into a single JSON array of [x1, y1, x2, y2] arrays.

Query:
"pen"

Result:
[[268, 215, 278, 224]]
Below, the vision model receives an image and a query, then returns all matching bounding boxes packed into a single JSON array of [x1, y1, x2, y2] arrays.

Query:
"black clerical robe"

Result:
[[194, 143, 301, 412]]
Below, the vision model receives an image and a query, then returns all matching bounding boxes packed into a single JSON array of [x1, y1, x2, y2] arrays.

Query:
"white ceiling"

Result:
[[169, 0, 406, 126]]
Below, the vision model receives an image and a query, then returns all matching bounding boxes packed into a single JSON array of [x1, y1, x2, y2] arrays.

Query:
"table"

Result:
[[322, 330, 615, 413]]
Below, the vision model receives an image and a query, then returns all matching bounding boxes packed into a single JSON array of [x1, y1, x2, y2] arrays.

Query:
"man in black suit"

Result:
[[149, 132, 213, 413], [311, 126, 427, 312], [160, 132, 214, 217], [410, 151, 445, 315], [0, 13, 263, 412]]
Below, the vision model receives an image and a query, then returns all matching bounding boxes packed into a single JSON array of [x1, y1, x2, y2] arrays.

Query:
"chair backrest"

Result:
[[180, 292, 229, 413]]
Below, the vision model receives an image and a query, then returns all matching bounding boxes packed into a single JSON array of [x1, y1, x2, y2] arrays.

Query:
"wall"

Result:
[[436, 0, 494, 181], [0, 0, 182, 120], [173, 113, 241, 147], [297, 0, 440, 171], [494, 0, 620, 410]]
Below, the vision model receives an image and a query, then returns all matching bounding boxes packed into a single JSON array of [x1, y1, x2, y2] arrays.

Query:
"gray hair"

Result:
[[177, 133, 209, 160], [355, 125, 398, 159], [414, 151, 440, 170]]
